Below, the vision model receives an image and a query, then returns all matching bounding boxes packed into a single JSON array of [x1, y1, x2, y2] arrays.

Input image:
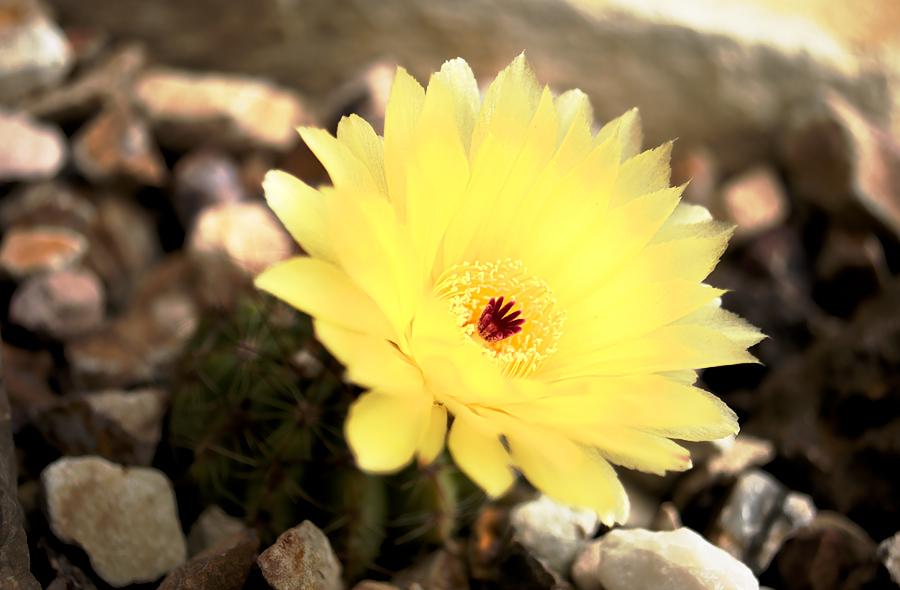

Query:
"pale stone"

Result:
[[0, 0, 72, 103], [721, 166, 789, 239], [0, 109, 66, 181], [187, 505, 250, 557], [84, 388, 166, 450], [41, 456, 187, 587], [9, 268, 104, 338], [134, 68, 311, 151], [572, 527, 758, 590], [257, 520, 342, 590], [188, 201, 293, 276], [510, 494, 599, 575]]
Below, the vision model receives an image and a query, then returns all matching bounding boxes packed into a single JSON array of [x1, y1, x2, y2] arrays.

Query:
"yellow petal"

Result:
[[262, 170, 334, 262], [502, 419, 629, 525], [345, 390, 430, 473], [299, 127, 381, 194], [326, 191, 418, 333], [595, 108, 642, 160], [254, 257, 394, 339], [384, 66, 426, 217], [553, 89, 594, 168], [432, 58, 480, 150], [504, 375, 739, 442], [314, 320, 422, 394], [336, 114, 387, 195], [417, 403, 448, 465], [612, 141, 672, 206], [570, 425, 692, 475], [447, 412, 515, 497]]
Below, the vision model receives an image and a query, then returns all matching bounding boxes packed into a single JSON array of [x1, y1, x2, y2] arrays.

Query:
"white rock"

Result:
[[187, 505, 250, 557], [257, 520, 342, 590], [0, 1, 72, 104], [42, 456, 187, 587], [572, 527, 758, 590], [510, 494, 599, 575], [0, 109, 66, 181]]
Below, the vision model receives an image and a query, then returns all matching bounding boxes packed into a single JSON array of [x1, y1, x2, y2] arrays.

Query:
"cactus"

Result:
[[169, 293, 484, 579]]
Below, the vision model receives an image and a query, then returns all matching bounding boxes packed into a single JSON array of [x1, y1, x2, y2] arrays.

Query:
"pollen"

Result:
[[434, 259, 565, 377]]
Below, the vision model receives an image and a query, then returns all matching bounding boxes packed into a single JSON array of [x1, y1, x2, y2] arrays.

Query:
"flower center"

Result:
[[434, 259, 565, 377], [477, 296, 524, 342]]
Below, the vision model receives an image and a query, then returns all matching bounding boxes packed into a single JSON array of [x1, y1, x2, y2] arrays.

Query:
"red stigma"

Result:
[[477, 297, 525, 342]]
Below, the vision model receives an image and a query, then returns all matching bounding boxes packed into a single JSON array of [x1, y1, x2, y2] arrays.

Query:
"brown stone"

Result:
[[84, 195, 159, 301], [0, 226, 87, 278], [0, 345, 42, 590], [352, 583, 401, 590], [768, 512, 881, 590], [9, 268, 105, 338], [0, 109, 66, 181], [324, 59, 396, 133], [0, 344, 56, 430], [392, 549, 470, 590], [746, 277, 900, 540], [38, 388, 167, 465], [133, 67, 312, 151], [67, 291, 196, 389], [878, 532, 900, 586], [158, 529, 259, 590], [0, 182, 96, 232], [173, 149, 245, 227], [720, 166, 789, 239], [781, 93, 900, 237], [670, 145, 719, 210], [257, 520, 342, 590], [72, 101, 167, 186], [650, 503, 682, 532], [26, 43, 146, 121], [0, 0, 72, 104]]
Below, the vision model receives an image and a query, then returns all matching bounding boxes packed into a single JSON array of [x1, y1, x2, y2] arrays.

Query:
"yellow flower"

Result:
[[255, 55, 763, 525]]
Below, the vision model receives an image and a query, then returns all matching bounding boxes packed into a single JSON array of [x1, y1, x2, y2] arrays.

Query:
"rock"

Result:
[[44, 546, 99, 590], [188, 200, 292, 274], [469, 504, 510, 582], [187, 505, 250, 556], [0, 226, 87, 279], [509, 495, 599, 576], [158, 529, 259, 590], [813, 228, 887, 318], [41, 456, 187, 586], [173, 149, 246, 227], [878, 532, 900, 585], [572, 527, 758, 590], [353, 583, 401, 590], [133, 68, 312, 151], [67, 291, 196, 388], [670, 145, 719, 210], [84, 195, 159, 301], [766, 512, 881, 590], [0, 0, 72, 103], [0, 346, 42, 590], [0, 344, 56, 430], [325, 59, 396, 133], [9, 268, 105, 338], [83, 388, 167, 462], [257, 520, 342, 590], [650, 503, 682, 532], [711, 470, 816, 573], [781, 93, 900, 238], [0, 182, 96, 232], [43, 0, 895, 172], [26, 43, 146, 121], [746, 277, 900, 540], [720, 166, 789, 239], [0, 109, 66, 181], [392, 549, 470, 590], [72, 101, 167, 186]]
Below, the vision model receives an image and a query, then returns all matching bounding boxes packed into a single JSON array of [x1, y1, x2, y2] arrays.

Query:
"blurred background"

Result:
[[2, 1, 900, 589]]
